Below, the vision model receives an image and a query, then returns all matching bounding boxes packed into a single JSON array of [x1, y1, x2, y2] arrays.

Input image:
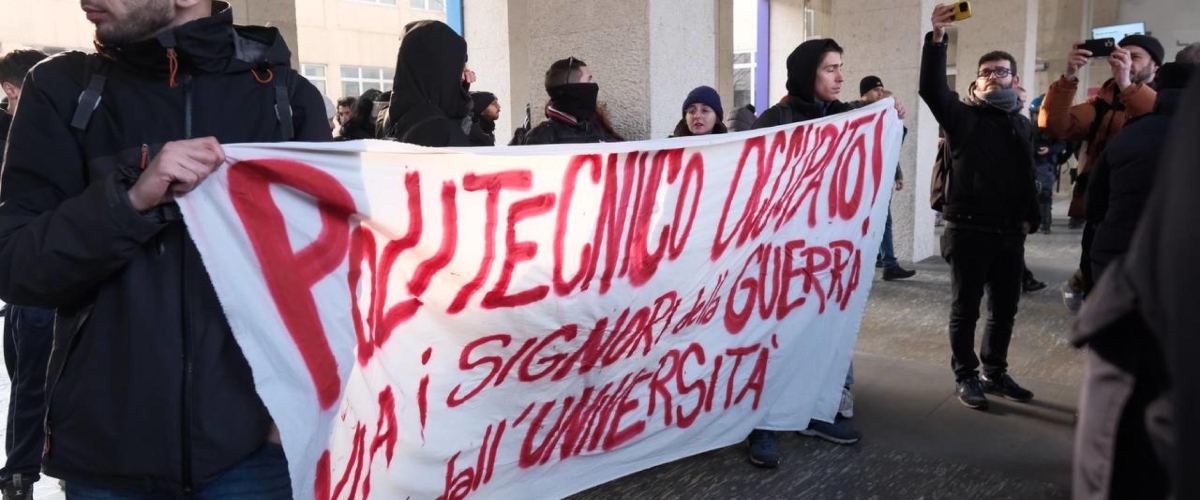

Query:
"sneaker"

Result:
[[1068, 218, 1084, 229], [1022, 275, 1047, 293], [1040, 227, 1051, 234], [955, 377, 989, 410], [746, 429, 780, 468], [1061, 281, 1084, 314], [981, 373, 1034, 402], [838, 387, 855, 419], [875, 260, 883, 269], [2, 474, 32, 500], [798, 420, 862, 445], [882, 266, 916, 281]]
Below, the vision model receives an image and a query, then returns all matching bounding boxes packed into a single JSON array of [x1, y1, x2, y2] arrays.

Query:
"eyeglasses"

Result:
[[977, 68, 1013, 79]]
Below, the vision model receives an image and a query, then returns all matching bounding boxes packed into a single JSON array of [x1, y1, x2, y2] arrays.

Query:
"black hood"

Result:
[[389, 21, 470, 122], [94, 1, 292, 79], [1148, 63, 1191, 116], [786, 39, 841, 104]]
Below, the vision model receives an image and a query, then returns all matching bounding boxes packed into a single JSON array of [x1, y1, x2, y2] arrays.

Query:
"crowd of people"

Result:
[[0, 0, 1195, 498]]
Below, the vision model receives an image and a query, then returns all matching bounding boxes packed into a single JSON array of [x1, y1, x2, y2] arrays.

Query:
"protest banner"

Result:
[[178, 100, 903, 499]]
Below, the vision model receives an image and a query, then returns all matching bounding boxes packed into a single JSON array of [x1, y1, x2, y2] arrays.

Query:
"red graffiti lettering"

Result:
[[228, 159, 355, 409]]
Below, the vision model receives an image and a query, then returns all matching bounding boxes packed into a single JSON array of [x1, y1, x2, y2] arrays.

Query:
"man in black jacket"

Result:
[[0, 48, 51, 500], [520, 57, 622, 145], [0, 0, 329, 497], [921, 5, 1041, 411]]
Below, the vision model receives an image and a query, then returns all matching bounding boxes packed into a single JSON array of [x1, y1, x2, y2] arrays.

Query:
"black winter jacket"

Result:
[[384, 21, 471, 147], [919, 33, 1039, 232], [0, 2, 329, 493], [1087, 88, 1184, 278], [521, 114, 618, 145], [751, 98, 864, 129]]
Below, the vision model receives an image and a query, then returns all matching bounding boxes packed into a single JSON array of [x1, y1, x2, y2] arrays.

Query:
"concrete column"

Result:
[[950, 0, 1040, 102], [824, 0, 939, 264], [767, 0, 806, 104], [464, 0, 515, 143], [468, 0, 728, 142], [822, 0, 1038, 264], [715, 0, 737, 116]]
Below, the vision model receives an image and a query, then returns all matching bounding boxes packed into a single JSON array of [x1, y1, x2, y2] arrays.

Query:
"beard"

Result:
[[1131, 65, 1154, 84], [95, 0, 174, 46]]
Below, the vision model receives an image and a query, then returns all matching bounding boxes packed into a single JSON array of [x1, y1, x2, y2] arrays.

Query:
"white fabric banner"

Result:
[[178, 101, 903, 500]]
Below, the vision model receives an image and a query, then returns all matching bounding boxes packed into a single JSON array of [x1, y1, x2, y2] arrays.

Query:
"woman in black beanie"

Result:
[[672, 85, 728, 137]]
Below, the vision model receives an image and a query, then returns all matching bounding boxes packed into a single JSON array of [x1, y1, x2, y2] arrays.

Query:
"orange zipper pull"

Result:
[[167, 48, 179, 88]]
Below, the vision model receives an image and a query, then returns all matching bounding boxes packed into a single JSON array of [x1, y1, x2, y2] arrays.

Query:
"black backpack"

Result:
[[69, 46, 299, 141], [930, 138, 951, 212]]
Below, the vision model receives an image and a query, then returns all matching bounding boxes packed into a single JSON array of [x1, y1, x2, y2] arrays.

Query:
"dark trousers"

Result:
[[941, 228, 1025, 381], [65, 443, 291, 499], [1, 306, 55, 484], [1078, 222, 1097, 293]]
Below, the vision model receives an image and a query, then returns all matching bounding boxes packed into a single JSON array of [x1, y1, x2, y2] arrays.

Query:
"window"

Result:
[[733, 51, 756, 109], [410, 0, 445, 11], [340, 65, 394, 98], [302, 64, 327, 96]]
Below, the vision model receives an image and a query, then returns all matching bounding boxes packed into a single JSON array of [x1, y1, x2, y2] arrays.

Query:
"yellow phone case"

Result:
[[950, 2, 973, 22]]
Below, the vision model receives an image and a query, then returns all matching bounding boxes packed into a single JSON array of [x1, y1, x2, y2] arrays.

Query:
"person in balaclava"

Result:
[[468, 91, 500, 146], [381, 20, 472, 147], [519, 57, 623, 145]]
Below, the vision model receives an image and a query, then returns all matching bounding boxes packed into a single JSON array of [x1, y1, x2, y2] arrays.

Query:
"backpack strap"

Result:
[[272, 63, 295, 141], [70, 56, 109, 134]]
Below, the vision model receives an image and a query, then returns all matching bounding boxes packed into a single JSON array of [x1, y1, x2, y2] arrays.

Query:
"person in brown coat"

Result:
[[1038, 34, 1162, 310]]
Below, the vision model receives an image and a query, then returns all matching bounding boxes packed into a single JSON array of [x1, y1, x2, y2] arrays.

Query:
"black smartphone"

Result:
[[1080, 38, 1116, 58]]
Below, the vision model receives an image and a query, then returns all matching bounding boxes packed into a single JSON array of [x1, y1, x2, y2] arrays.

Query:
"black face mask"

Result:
[[548, 83, 599, 122]]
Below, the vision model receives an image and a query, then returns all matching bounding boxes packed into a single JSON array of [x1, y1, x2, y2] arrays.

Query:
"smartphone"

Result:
[[1079, 38, 1117, 58], [949, 2, 972, 22]]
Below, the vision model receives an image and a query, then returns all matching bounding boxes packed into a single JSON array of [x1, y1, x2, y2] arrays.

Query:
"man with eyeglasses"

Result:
[[920, 5, 1041, 411]]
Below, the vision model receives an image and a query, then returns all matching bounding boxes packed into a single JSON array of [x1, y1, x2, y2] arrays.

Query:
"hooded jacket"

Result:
[[0, 2, 329, 492], [725, 104, 756, 132], [752, 40, 866, 128], [382, 21, 471, 147], [1087, 65, 1190, 279], [919, 32, 1040, 232]]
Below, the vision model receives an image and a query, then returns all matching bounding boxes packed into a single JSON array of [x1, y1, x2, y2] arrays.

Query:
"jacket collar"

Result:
[[95, 1, 237, 80]]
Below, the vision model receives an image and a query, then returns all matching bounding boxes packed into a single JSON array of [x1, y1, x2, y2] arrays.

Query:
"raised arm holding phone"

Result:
[[1039, 33, 1162, 309], [921, 3, 1042, 412]]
